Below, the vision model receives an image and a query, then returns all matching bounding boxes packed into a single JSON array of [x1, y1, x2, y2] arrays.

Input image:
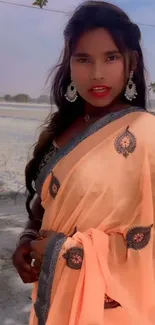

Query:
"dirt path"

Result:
[[0, 198, 32, 325]]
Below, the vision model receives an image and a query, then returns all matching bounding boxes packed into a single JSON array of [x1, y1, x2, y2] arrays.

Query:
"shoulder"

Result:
[[132, 110, 155, 135], [131, 110, 155, 150]]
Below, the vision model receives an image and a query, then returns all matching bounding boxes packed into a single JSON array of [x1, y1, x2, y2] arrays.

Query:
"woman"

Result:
[[12, 1, 155, 324]]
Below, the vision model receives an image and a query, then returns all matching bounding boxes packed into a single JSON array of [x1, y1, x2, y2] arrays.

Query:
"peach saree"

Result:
[[30, 107, 155, 325]]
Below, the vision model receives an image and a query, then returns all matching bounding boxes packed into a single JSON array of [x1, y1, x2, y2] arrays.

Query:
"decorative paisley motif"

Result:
[[63, 247, 84, 270], [49, 173, 60, 198], [125, 224, 153, 250], [104, 294, 121, 309], [114, 126, 136, 158]]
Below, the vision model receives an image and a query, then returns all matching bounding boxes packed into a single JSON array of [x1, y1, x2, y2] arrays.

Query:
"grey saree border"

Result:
[[34, 233, 67, 325], [35, 107, 145, 195]]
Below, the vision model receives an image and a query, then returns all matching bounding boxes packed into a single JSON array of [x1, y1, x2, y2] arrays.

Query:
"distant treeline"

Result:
[[1, 94, 50, 104], [1, 93, 155, 107]]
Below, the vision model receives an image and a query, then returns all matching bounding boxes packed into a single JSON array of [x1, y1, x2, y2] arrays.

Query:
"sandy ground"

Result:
[[0, 106, 51, 194], [0, 105, 54, 325], [0, 198, 32, 325]]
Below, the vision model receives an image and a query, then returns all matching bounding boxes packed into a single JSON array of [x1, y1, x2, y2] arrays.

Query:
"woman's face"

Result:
[[70, 28, 129, 108]]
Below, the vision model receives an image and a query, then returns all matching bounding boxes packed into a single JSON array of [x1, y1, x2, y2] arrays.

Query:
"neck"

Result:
[[84, 101, 131, 119]]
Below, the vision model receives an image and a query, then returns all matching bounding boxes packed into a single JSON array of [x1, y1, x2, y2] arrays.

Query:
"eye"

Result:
[[76, 58, 90, 63], [107, 55, 119, 62]]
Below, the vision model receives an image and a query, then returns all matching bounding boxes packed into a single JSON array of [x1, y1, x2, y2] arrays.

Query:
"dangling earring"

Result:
[[124, 71, 137, 101], [65, 81, 78, 102]]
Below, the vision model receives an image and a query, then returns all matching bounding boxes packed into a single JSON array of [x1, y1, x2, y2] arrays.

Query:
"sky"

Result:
[[0, 0, 155, 97]]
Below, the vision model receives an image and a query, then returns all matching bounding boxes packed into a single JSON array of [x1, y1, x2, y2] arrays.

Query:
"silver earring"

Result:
[[124, 71, 137, 101], [65, 81, 78, 102]]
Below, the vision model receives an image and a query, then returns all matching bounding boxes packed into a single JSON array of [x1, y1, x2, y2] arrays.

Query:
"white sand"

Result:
[[0, 106, 54, 194], [0, 105, 54, 324], [0, 198, 32, 325]]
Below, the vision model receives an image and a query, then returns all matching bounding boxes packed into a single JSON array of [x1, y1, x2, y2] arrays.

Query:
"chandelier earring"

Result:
[[65, 81, 78, 102], [124, 71, 137, 101]]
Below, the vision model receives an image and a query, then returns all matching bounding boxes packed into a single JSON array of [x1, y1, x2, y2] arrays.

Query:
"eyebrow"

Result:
[[104, 50, 120, 55], [73, 53, 90, 57], [73, 50, 120, 57]]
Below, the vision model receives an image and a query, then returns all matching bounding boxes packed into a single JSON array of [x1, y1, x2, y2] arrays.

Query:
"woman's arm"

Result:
[[19, 194, 44, 241], [12, 194, 44, 283]]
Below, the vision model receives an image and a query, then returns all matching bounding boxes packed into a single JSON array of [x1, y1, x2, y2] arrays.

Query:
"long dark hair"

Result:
[[25, 0, 146, 217]]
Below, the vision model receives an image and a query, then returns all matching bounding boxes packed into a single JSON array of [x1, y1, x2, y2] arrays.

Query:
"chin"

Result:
[[86, 97, 113, 108]]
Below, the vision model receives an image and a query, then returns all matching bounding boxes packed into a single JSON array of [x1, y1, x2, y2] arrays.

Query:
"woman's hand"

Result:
[[30, 228, 76, 270], [12, 237, 40, 283], [30, 230, 57, 266]]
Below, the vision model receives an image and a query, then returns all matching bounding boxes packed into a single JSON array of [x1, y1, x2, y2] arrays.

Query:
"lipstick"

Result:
[[89, 85, 111, 98]]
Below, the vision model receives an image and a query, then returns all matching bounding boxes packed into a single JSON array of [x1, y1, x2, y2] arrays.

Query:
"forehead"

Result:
[[73, 28, 119, 54]]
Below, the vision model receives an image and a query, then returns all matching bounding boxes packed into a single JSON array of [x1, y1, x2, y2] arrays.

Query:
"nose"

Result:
[[90, 61, 105, 80]]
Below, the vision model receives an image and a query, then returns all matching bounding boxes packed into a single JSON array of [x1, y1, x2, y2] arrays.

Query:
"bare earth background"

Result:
[[0, 104, 51, 325], [0, 103, 154, 324]]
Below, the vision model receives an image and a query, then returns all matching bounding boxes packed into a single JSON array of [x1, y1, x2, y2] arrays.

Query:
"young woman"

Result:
[[12, 1, 155, 324]]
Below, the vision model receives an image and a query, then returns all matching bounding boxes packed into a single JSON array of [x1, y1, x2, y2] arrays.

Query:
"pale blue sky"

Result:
[[0, 0, 155, 97]]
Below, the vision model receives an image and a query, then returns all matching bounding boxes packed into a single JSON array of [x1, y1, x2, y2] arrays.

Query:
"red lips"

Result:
[[88, 85, 111, 98]]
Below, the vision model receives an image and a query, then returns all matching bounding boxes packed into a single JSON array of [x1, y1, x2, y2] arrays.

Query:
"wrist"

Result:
[[18, 229, 39, 246], [18, 235, 33, 246], [26, 218, 42, 233]]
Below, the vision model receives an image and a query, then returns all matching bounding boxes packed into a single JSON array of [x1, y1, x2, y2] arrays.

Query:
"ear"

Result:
[[130, 51, 138, 72]]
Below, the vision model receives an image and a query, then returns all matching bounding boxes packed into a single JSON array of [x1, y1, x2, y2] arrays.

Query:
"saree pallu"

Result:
[[29, 107, 155, 325]]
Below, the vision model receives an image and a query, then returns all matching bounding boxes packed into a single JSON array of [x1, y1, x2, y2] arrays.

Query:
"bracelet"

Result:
[[19, 229, 40, 242]]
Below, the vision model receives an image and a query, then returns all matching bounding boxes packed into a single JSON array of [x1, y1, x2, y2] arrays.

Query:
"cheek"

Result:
[[71, 65, 90, 87], [109, 62, 125, 85]]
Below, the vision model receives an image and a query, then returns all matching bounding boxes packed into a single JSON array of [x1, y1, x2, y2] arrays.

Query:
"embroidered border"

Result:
[[35, 145, 58, 181], [35, 233, 67, 325]]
